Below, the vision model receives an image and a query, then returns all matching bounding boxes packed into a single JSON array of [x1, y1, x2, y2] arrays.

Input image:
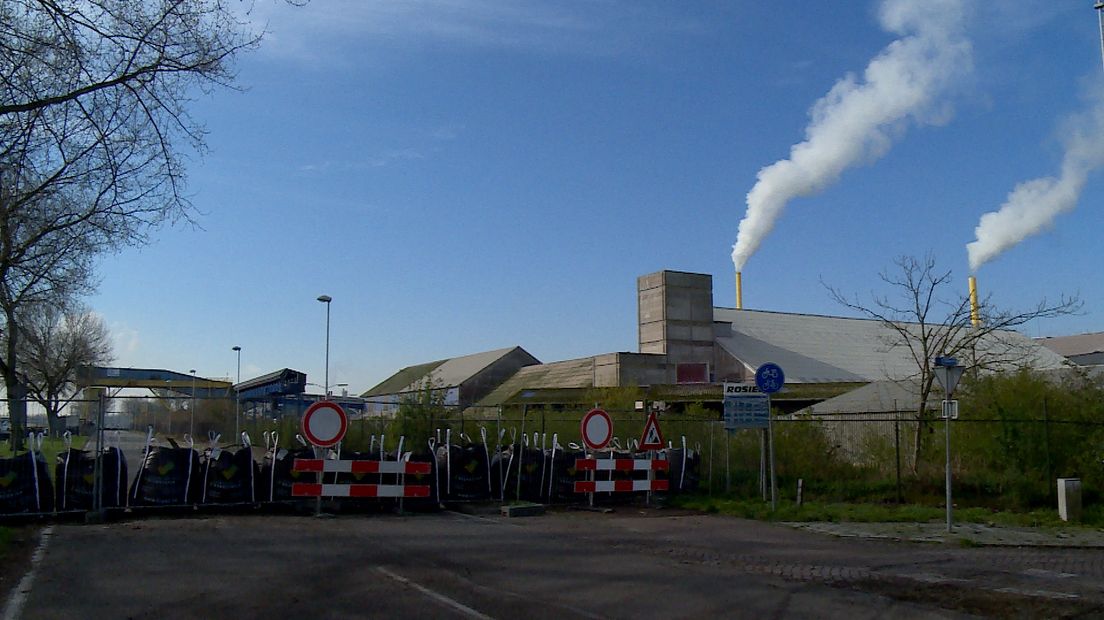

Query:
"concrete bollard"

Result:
[[1057, 478, 1082, 522]]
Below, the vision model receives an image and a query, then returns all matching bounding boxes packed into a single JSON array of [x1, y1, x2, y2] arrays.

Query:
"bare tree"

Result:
[[824, 254, 1080, 471], [0, 1, 296, 447], [17, 303, 113, 435]]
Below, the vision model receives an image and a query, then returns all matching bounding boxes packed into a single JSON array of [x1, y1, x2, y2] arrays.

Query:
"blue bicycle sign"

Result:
[[755, 363, 785, 394]]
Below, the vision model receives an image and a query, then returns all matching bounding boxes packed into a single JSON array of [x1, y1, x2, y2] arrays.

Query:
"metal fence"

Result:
[[1, 396, 1100, 519]]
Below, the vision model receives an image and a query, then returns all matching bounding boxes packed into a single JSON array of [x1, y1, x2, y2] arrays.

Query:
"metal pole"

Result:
[[93, 393, 106, 514], [189, 370, 196, 438], [894, 399, 902, 504], [1096, 2, 1104, 75], [944, 391, 953, 532], [324, 303, 330, 399], [768, 399, 777, 512], [233, 346, 241, 439], [317, 295, 332, 400]]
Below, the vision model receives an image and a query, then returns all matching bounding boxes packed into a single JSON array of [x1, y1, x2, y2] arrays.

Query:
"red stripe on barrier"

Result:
[[347, 484, 379, 498], [653, 479, 669, 491], [613, 479, 634, 492], [575, 481, 596, 493], [292, 482, 323, 497], [404, 462, 433, 475], [293, 459, 324, 473]]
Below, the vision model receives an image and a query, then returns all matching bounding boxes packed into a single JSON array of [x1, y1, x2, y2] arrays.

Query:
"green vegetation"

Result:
[[0, 435, 89, 464], [670, 496, 1104, 528], [202, 370, 1104, 528]]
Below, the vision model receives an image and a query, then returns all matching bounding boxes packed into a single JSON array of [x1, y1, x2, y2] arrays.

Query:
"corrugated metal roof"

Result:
[[362, 360, 445, 396], [714, 308, 1069, 383], [1037, 332, 1104, 358], [362, 347, 534, 397], [795, 380, 923, 415], [478, 357, 599, 405]]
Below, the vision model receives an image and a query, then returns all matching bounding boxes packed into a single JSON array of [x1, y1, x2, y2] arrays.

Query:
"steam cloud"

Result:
[[967, 102, 1104, 272], [731, 0, 972, 272]]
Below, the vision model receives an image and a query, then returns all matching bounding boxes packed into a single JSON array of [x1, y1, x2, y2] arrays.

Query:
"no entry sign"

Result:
[[301, 401, 348, 448], [580, 408, 613, 450]]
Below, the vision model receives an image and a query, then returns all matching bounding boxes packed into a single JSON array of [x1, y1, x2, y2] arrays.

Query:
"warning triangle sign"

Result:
[[639, 411, 665, 450]]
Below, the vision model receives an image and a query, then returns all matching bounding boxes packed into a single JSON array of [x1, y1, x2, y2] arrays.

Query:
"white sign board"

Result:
[[723, 383, 770, 430], [580, 408, 613, 450]]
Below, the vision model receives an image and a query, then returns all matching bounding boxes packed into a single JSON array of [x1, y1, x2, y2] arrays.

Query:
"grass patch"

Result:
[[670, 493, 1104, 528]]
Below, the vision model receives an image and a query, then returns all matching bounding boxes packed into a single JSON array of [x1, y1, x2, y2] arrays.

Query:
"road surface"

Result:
[[5, 509, 1102, 619]]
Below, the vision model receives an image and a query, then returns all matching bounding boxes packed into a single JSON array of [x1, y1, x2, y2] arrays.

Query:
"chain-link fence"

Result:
[[0, 396, 1100, 519]]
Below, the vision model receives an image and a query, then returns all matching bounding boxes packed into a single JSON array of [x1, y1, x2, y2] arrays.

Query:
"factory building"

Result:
[[369, 270, 1072, 413], [1037, 332, 1104, 367], [362, 346, 540, 414]]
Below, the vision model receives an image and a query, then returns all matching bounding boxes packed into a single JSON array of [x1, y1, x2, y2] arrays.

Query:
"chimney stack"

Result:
[[968, 275, 980, 327], [736, 271, 743, 309]]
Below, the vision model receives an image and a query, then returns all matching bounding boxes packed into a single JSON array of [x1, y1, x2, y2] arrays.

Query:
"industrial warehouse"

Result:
[[361, 269, 1073, 416]]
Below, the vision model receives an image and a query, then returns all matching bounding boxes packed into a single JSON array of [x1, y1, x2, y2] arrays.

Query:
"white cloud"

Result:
[[110, 323, 141, 357], [242, 0, 701, 63]]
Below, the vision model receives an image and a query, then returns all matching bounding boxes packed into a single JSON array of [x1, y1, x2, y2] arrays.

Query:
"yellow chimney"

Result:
[[968, 275, 979, 327], [736, 271, 743, 310]]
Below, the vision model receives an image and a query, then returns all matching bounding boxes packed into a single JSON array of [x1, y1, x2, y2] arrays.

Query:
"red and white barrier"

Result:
[[575, 479, 668, 493], [291, 482, 430, 498], [291, 458, 432, 498], [292, 459, 431, 475], [573, 457, 669, 494], [575, 458, 669, 472]]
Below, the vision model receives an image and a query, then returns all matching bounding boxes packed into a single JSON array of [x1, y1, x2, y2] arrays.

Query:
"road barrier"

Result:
[[290, 458, 431, 498], [573, 457, 669, 494]]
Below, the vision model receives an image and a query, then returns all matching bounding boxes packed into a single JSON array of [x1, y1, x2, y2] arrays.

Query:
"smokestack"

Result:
[[736, 271, 743, 310], [968, 275, 979, 327]]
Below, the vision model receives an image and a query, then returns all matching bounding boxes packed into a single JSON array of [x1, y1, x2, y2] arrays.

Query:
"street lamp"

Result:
[[317, 295, 332, 400], [189, 369, 197, 438], [232, 346, 242, 439], [933, 355, 965, 533]]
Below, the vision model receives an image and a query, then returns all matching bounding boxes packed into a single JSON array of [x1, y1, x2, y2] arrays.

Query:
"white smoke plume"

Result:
[[967, 101, 1104, 272], [731, 0, 972, 272]]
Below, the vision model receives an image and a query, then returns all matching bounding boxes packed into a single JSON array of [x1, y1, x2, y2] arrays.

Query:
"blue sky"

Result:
[[88, 1, 1104, 393]]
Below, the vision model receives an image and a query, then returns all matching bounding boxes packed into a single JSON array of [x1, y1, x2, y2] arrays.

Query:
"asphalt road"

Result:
[[6, 509, 1103, 619]]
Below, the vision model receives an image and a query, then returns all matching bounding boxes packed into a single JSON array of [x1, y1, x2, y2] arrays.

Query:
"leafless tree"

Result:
[[824, 254, 1080, 471], [0, 1, 296, 447], [17, 302, 113, 435]]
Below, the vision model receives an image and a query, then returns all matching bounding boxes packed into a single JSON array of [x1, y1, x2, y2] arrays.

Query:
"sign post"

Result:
[[580, 408, 612, 508], [301, 401, 348, 516], [639, 410, 665, 506], [755, 363, 785, 512]]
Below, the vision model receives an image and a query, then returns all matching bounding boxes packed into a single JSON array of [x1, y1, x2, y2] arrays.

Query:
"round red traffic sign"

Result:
[[301, 401, 348, 448], [580, 408, 613, 450]]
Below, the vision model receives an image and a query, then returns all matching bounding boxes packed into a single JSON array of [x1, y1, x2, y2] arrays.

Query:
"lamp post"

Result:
[[933, 356, 965, 533], [164, 380, 172, 436], [189, 369, 197, 438], [317, 295, 332, 400], [232, 346, 242, 439]]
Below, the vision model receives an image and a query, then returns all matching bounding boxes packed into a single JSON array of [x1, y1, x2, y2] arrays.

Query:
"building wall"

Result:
[[637, 270, 714, 367], [592, 352, 671, 387]]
